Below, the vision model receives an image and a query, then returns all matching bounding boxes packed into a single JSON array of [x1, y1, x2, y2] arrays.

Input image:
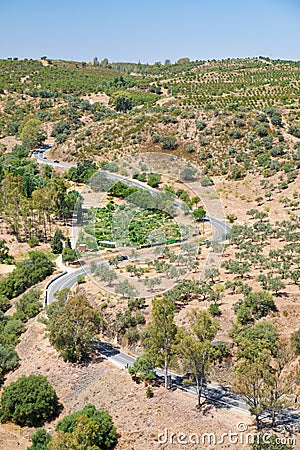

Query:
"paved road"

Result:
[[35, 147, 249, 412], [34, 145, 230, 303], [99, 342, 248, 412], [35, 148, 300, 421], [33, 147, 230, 243], [32, 145, 74, 169]]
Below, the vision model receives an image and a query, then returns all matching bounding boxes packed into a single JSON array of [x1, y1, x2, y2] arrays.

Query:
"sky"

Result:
[[0, 0, 299, 63]]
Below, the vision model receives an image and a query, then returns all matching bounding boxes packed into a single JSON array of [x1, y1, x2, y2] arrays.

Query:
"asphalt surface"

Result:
[[32, 146, 74, 169]]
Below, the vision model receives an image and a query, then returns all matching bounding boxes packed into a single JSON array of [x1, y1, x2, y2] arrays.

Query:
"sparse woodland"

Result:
[[0, 56, 299, 449]]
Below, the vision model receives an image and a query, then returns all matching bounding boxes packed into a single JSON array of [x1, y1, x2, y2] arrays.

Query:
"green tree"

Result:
[[47, 293, 102, 362], [115, 280, 137, 298], [233, 322, 295, 429], [20, 119, 46, 150], [147, 172, 161, 188], [15, 289, 41, 321], [180, 164, 197, 181], [160, 136, 177, 150], [234, 291, 277, 325], [192, 207, 206, 221], [0, 251, 54, 300], [65, 237, 72, 249], [0, 375, 60, 427], [111, 92, 133, 112], [50, 229, 63, 254], [128, 355, 156, 383], [143, 297, 177, 388], [95, 264, 117, 286], [177, 310, 219, 408], [62, 248, 78, 264]]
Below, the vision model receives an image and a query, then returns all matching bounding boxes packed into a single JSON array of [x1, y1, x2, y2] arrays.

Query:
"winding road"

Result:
[[32, 146, 300, 424], [33, 146, 250, 413], [35, 146, 230, 304]]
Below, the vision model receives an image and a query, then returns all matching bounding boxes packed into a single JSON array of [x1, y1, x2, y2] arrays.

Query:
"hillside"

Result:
[[0, 57, 299, 449]]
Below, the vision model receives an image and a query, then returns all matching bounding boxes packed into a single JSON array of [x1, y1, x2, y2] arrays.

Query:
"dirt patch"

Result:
[[82, 93, 110, 106], [0, 264, 15, 280], [0, 136, 22, 153], [0, 423, 31, 450]]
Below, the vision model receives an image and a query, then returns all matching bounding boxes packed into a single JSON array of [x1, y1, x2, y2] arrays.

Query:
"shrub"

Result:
[[196, 120, 207, 131], [146, 386, 154, 398], [76, 274, 85, 284], [28, 428, 51, 450], [160, 136, 177, 150], [0, 375, 60, 427], [209, 303, 221, 317], [51, 121, 70, 140], [55, 404, 117, 449], [289, 125, 300, 139], [0, 344, 19, 384], [180, 164, 197, 181], [255, 125, 269, 137], [28, 236, 40, 248], [15, 289, 41, 321], [234, 291, 276, 324]]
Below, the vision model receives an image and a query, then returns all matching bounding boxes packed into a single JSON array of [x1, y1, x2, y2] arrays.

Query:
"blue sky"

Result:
[[0, 0, 299, 62]]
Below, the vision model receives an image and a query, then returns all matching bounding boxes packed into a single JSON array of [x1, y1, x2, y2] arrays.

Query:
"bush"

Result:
[[67, 159, 97, 183], [289, 125, 300, 139], [28, 236, 40, 248], [234, 291, 276, 324], [51, 121, 70, 140], [180, 164, 197, 181], [208, 303, 221, 317], [266, 108, 282, 127], [62, 248, 78, 263], [15, 289, 41, 321], [196, 120, 207, 131], [160, 136, 177, 150], [76, 274, 85, 284], [28, 428, 51, 450], [255, 125, 269, 137], [54, 404, 117, 449], [0, 344, 19, 383], [146, 386, 154, 398], [0, 375, 60, 427]]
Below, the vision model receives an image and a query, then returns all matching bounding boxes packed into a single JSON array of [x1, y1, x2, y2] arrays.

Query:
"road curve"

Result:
[[34, 149, 300, 422], [34, 146, 230, 304]]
